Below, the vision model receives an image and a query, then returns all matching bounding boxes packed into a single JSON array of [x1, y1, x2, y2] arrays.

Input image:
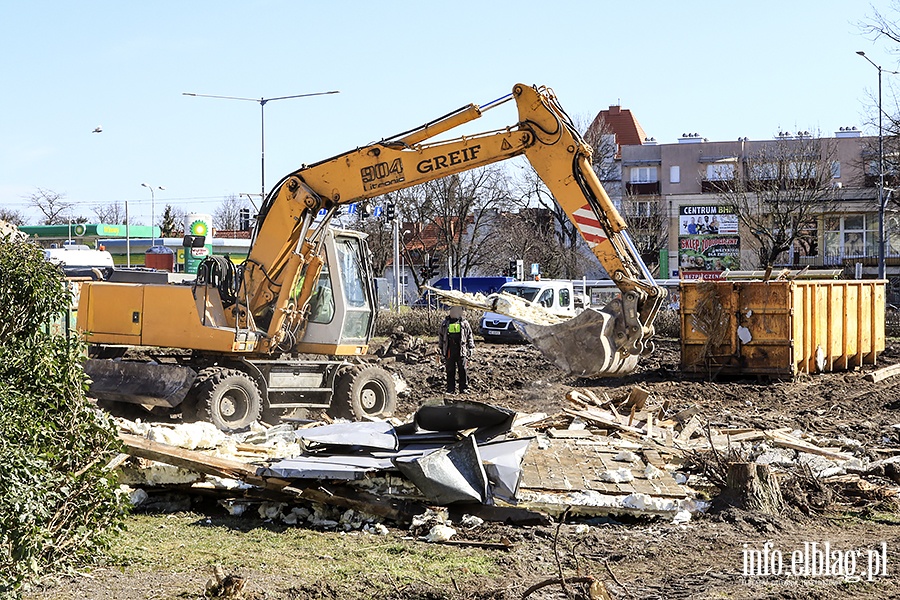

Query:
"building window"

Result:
[[630, 166, 658, 183], [831, 161, 841, 179], [633, 201, 652, 217], [824, 214, 877, 258], [670, 166, 680, 184], [706, 163, 735, 181], [750, 162, 778, 180]]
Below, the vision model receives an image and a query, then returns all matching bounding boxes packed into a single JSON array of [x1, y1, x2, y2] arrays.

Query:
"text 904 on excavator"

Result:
[[78, 84, 665, 431]]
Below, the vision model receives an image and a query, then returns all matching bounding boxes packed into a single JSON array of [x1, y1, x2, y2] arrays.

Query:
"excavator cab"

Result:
[[296, 228, 378, 355]]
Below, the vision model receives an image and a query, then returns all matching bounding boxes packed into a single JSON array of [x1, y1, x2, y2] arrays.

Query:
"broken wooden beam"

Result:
[[119, 433, 424, 522], [563, 408, 646, 436], [865, 362, 900, 384]]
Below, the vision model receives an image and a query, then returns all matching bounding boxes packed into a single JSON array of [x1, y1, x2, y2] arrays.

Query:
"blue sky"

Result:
[[1, 1, 895, 224]]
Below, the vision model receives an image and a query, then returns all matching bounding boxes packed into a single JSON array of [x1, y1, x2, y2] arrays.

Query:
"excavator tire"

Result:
[[330, 365, 397, 420], [191, 367, 262, 431]]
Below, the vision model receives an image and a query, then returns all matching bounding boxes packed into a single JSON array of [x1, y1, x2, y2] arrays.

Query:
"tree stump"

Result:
[[725, 462, 785, 515]]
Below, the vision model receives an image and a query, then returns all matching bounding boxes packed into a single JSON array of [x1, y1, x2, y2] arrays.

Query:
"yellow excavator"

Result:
[[78, 84, 665, 430]]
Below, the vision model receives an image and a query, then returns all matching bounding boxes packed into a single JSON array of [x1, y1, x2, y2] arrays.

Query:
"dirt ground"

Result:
[[27, 336, 900, 599]]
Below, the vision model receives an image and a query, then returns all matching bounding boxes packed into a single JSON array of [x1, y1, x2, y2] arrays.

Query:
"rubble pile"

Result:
[[113, 381, 900, 533], [374, 327, 433, 364]]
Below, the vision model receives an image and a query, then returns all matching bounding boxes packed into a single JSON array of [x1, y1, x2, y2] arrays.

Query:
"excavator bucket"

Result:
[[422, 286, 643, 378], [515, 307, 639, 379], [84, 359, 197, 408]]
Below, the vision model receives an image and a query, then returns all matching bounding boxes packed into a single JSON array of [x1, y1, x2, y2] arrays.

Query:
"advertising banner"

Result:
[[678, 205, 740, 276]]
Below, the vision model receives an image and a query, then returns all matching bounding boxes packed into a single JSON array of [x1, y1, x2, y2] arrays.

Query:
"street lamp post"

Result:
[[141, 183, 165, 246], [182, 90, 339, 200], [857, 51, 899, 279]]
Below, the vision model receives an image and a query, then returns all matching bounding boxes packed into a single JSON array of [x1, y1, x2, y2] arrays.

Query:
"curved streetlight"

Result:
[[141, 183, 165, 246], [182, 90, 339, 200], [856, 51, 899, 279]]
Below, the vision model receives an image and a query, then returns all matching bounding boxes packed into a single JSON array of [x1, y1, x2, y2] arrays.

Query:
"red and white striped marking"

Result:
[[572, 204, 608, 248]]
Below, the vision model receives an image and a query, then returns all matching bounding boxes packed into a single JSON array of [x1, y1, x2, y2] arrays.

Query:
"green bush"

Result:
[[0, 238, 126, 596]]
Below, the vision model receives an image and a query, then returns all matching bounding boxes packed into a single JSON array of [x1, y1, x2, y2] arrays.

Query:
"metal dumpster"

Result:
[[680, 280, 885, 377]]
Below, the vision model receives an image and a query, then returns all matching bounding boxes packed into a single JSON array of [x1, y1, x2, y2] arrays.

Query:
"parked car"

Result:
[[480, 280, 577, 342]]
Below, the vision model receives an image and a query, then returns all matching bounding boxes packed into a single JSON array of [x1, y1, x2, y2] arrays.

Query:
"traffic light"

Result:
[[385, 202, 396, 221], [239, 208, 251, 231]]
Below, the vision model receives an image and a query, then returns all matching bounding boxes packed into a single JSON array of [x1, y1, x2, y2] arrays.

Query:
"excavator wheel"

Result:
[[191, 367, 262, 431], [330, 365, 397, 420]]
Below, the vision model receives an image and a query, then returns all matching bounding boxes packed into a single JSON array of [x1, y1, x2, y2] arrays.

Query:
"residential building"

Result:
[[618, 129, 898, 295]]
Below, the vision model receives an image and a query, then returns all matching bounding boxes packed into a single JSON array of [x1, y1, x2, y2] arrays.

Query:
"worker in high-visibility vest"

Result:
[[438, 305, 475, 394]]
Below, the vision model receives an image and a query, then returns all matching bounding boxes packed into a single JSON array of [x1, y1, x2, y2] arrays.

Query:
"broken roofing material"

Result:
[[296, 420, 399, 453], [263, 400, 525, 505], [394, 436, 490, 505]]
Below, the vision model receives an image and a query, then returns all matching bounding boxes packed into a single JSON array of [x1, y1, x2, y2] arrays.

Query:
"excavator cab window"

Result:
[[335, 236, 373, 342], [309, 265, 335, 324]]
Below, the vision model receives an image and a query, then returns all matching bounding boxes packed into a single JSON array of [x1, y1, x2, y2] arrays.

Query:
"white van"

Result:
[[479, 280, 577, 342], [44, 243, 115, 279]]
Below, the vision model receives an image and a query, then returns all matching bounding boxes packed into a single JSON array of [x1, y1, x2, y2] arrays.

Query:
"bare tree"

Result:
[[858, 3, 900, 211], [858, 2, 900, 48], [0, 208, 26, 226], [213, 194, 250, 231], [619, 194, 668, 275], [718, 136, 841, 268], [344, 197, 394, 277], [27, 188, 73, 225], [92, 202, 127, 224], [582, 111, 620, 183], [395, 165, 513, 285], [513, 165, 595, 278], [478, 207, 593, 278]]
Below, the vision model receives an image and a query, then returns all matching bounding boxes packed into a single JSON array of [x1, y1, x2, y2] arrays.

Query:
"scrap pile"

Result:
[[113, 397, 712, 533], [537, 385, 900, 514], [115, 401, 549, 536], [374, 327, 433, 364]]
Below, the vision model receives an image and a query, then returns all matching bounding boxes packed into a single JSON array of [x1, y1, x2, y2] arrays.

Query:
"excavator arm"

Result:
[[239, 84, 664, 376]]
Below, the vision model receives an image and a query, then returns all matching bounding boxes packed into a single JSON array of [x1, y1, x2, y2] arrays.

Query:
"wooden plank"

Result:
[[624, 386, 651, 411], [676, 415, 704, 443], [563, 408, 646, 436], [865, 362, 900, 384], [548, 428, 595, 439], [119, 433, 269, 487], [119, 433, 421, 522], [581, 389, 607, 407], [765, 431, 854, 461]]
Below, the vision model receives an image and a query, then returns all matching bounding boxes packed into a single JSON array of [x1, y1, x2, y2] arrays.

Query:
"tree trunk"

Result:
[[725, 462, 785, 515]]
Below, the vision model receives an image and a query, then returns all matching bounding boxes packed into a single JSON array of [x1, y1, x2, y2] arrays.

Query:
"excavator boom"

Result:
[[243, 84, 665, 376]]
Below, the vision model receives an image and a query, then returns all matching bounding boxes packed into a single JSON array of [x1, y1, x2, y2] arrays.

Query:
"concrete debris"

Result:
[[459, 514, 484, 529], [672, 509, 692, 525], [425, 524, 457, 542]]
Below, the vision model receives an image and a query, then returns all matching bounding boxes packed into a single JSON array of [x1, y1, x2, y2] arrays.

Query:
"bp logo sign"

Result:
[[189, 220, 208, 237], [73, 224, 86, 236]]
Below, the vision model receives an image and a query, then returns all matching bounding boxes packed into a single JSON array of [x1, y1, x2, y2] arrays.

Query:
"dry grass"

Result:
[[26, 512, 505, 599]]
